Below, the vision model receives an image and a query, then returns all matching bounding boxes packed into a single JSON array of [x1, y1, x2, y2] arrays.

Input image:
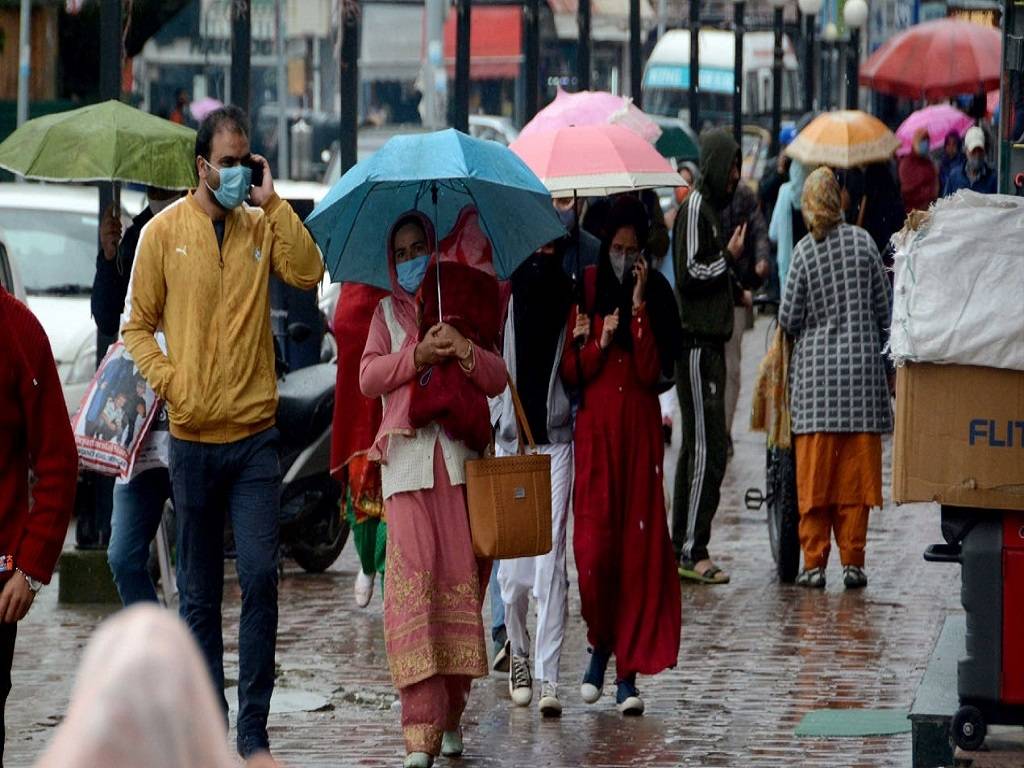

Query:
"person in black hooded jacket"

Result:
[[670, 128, 745, 585]]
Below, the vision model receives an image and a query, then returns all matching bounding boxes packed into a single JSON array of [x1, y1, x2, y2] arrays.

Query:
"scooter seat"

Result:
[[276, 362, 336, 452]]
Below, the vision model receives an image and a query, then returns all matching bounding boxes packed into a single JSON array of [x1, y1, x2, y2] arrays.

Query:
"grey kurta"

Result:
[[779, 223, 893, 435]]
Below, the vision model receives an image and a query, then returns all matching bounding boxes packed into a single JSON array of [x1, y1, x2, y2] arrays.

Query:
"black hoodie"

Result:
[[672, 129, 740, 344]]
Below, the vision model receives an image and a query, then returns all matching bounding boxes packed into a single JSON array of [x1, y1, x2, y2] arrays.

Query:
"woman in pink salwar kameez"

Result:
[[359, 212, 506, 768]]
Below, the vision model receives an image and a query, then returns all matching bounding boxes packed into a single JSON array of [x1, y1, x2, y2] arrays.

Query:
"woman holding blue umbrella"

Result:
[[359, 211, 508, 768]]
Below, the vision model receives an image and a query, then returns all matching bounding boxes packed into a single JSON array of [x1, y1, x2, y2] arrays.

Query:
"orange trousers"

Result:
[[797, 503, 870, 569], [794, 432, 881, 570]]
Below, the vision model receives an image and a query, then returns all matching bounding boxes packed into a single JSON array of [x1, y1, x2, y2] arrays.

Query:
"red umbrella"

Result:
[[859, 19, 1001, 101]]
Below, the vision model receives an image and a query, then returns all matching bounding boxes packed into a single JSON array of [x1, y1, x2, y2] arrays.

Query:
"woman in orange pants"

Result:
[[778, 168, 893, 590]]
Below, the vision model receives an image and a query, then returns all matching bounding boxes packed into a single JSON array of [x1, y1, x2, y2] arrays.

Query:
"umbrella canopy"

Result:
[[305, 129, 565, 289], [509, 124, 683, 198], [859, 19, 1001, 101], [520, 88, 662, 144], [0, 100, 197, 189], [654, 120, 700, 162], [189, 96, 223, 123], [895, 104, 973, 157], [785, 110, 900, 169]]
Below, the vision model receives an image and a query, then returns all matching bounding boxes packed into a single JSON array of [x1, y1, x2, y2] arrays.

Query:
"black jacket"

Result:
[[672, 130, 741, 344], [91, 206, 154, 338]]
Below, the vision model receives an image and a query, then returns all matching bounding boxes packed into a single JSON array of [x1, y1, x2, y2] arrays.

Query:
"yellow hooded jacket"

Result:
[[123, 191, 324, 444]]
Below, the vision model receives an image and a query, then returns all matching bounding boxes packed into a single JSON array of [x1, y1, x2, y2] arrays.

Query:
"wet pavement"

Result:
[[6, 317, 959, 767]]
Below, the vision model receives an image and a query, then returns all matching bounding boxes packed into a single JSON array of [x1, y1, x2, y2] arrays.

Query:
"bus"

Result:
[[643, 29, 801, 132]]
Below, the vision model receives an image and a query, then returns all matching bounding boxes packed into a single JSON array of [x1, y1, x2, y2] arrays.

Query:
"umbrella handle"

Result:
[[432, 182, 442, 324]]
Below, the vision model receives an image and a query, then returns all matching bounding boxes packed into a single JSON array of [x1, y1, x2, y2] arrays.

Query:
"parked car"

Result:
[[0, 225, 26, 302], [0, 183, 144, 415]]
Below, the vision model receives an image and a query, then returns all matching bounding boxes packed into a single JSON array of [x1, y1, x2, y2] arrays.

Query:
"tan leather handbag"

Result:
[[465, 376, 552, 560]]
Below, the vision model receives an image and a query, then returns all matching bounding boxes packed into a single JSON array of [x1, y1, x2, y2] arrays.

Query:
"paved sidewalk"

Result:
[[6, 317, 958, 767]]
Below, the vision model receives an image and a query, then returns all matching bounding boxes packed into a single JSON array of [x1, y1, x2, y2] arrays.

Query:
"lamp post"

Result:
[[454, 0, 472, 132], [797, 0, 822, 114], [769, 0, 786, 157], [843, 0, 868, 110], [821, 21, 837, 110], [630, 0, 642, 105], [689, 0, 699, 131], [732, 0, 745, 145], [578, 0, 592, 90]]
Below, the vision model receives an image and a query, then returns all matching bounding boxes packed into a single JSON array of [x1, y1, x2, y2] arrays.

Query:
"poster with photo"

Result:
[[72, 341, 161, 478]]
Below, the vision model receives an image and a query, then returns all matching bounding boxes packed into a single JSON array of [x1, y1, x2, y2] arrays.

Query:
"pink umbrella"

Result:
[[509, 123, 681, 198], [895, 104, 973, 157], [189, 97, 223, 123], [519, 88, 662, 144]]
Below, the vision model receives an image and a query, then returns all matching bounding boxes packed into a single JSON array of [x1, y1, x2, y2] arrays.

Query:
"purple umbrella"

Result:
[[189, 97, 223, 123], [896, 104, 973, 157]]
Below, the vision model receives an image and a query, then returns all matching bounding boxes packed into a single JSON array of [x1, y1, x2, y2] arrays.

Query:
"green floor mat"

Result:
[[795, 709, 911, 737]]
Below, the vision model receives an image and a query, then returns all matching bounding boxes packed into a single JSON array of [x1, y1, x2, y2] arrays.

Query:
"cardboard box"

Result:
[[894, 364, 1024, 511]]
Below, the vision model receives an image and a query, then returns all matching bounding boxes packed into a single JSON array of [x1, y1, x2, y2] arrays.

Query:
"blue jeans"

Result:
[[490, 564, 505, 640], [169, 428, 280, 758], [108, 469, 170, 605]]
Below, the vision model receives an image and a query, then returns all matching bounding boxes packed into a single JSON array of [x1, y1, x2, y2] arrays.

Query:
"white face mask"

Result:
[[149, 196, 178, 215]]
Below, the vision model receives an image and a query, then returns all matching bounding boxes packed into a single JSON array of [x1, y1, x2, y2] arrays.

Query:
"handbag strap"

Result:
[[506, 373, 538, 454]]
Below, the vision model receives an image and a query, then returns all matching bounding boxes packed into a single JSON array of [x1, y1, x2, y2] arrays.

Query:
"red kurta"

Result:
[[561, 305, 681, 678]]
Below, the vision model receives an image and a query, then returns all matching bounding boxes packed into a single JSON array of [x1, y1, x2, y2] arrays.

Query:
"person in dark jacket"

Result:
[[670, 129, 745, 585], [944, 126, 998, 196], [0, 286, 77, 760], [720, 184, 770, 452], [94, 187, 182, 607], [938, 131, 965, 195], [93, 188, 183, 361]]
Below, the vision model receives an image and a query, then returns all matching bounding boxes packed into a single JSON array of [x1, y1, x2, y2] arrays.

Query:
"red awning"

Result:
[[443, 6, 523, 80]]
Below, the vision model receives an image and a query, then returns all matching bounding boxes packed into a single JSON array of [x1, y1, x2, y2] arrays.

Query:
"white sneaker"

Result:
[[509, 654, 533, 706], [539, 681, 562, 718], [440, 730, 463, 757], [403, 752, 433, 768], [354, 570, 375, 607]]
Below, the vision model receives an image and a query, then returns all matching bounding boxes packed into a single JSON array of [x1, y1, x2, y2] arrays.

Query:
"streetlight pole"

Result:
[[230, 0, 251, 115], [843, 0, 868, 110], [732, 0, 745, 145], [629, 0, 642, 105], [821, 22, 837, 110], [578, 0, 592, 90], [689, 0, 700, 131], [339, 0, 359, 174], [524, 0, 541, 121], [797, 0, 822, 114], [16, 0, 30, 130], [454, 0, 472, 131], [769, 0, 785, 157]]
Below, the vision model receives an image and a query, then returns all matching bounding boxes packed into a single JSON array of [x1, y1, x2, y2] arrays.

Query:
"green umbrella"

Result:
[[0, 100, 197, 189], [653, 118, 700, 163]]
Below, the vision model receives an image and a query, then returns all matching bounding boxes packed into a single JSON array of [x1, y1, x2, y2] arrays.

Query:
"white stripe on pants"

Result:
[[497, 442, 572, 685]]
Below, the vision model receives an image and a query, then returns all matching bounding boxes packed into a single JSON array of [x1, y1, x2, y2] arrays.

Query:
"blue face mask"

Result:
[[204, 159, 252, 210], [396, 254, 430, 294]]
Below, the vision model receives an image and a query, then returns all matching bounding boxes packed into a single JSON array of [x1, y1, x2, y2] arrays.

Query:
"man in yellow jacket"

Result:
[[123, 106, 323, 766]]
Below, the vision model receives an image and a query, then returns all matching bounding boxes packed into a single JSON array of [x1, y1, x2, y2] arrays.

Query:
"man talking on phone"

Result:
[[122, 106, 324, 766]]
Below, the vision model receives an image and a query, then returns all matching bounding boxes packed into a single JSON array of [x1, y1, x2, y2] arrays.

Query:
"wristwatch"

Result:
[[15, 569, 42, 594]]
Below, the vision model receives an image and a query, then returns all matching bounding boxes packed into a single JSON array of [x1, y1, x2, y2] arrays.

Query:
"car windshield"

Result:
[[0, 208, 96, 295]]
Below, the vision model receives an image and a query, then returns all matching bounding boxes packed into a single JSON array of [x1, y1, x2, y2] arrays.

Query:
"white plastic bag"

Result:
[[890, 190, 1024, 371]]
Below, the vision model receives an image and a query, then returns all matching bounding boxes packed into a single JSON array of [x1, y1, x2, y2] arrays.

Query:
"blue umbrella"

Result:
[[305, 129, 565, 288]]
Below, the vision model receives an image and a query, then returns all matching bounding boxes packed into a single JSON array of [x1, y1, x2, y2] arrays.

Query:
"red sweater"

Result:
[[0, 287, 77, 583]]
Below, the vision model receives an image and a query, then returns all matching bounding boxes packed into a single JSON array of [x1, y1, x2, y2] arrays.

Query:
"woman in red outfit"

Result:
[[561, 198, 681, 716]]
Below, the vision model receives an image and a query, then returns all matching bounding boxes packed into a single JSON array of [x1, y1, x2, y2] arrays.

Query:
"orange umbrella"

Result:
[[784, 110, 900, 169]]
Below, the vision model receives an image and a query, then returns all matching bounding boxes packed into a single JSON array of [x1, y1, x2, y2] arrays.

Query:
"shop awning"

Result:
[[361, 4, 424, 82], [443, 6, 524, 79]]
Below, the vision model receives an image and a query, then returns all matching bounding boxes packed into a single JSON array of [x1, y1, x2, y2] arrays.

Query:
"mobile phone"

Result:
[[244, 156, 264, 188]]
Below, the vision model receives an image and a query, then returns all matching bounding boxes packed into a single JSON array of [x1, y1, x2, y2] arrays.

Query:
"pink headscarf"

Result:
[[364, 211, 437, 463], [35, 606, 235, 768]]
